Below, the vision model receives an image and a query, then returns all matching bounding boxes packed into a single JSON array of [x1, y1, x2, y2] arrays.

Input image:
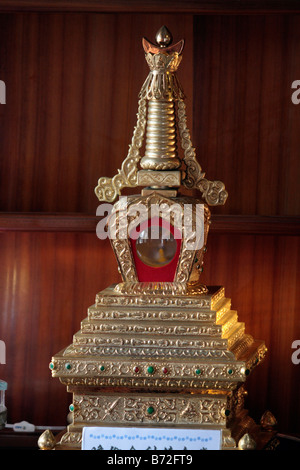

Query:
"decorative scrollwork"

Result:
[[94, 98, 147, 202], [177, 100, 228, 206]]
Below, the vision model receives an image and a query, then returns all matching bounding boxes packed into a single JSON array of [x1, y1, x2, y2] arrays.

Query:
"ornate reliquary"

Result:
[[45, 26, 276, 451]]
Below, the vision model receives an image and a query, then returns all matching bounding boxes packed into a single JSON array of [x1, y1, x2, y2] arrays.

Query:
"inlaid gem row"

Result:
[[49, 360, 251, 378]]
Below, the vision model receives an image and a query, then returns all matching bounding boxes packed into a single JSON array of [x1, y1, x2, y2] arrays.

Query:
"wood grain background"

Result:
[[0, 9, 299, 435]]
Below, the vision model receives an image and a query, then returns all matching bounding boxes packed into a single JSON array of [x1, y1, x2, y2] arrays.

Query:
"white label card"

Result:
[[82, 426, 222, 450]]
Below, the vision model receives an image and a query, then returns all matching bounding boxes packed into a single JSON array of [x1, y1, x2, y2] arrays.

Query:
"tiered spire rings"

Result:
[[95, 26, 228, 206]]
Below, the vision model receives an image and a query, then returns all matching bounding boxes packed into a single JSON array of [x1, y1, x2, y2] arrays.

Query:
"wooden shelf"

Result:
[[0, 212, 299, 235], [209, 214, 300, 236], [0, 0, 299, 13], [0, 212, 98, 233]]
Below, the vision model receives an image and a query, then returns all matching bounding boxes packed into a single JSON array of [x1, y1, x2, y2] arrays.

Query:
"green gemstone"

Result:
[[69, 404, 75, 412], [147, 366, 155, 374], [65, 363, 71, 370], [100, 365, 105, 371], [195, 369, 202, 375], [49, 362, 54, 370], [228, 368, 233, 375], [225, 409, 230, 416], [147, 406, 155, 415], [245, 369, 250, 376]]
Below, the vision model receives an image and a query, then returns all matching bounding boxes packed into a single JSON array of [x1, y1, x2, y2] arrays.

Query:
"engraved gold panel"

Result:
[[71, 393, 229, 426], [137, 169, 181, 187]]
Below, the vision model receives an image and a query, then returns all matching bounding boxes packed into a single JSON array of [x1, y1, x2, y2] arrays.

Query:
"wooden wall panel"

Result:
[[0, 0, 300, 14], [0, 231, 117, 426], [202, 232, 300, 433], [1, 14, 299, 215], [193, 15, 300, 216], [0, 12, 193, 213]]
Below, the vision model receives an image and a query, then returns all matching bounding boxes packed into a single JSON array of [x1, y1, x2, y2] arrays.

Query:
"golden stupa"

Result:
[[46, 26, 277, 451]]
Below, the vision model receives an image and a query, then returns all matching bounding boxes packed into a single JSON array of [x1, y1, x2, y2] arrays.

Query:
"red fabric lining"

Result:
[[130, 217, 182, 282]]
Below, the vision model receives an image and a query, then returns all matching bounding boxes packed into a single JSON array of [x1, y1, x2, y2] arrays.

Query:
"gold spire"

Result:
[[94, 27, 228, 206]]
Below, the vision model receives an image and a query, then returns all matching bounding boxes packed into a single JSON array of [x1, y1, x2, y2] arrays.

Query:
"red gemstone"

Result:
[[162, 367, 168, 374], [134, 366, 140, 373]]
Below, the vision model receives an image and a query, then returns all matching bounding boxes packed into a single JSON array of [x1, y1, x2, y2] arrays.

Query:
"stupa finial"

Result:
[[155, 25, 173, 47]]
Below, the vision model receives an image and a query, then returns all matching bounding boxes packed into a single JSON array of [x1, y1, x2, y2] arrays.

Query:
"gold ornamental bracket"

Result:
[[94, 26, 228, 206]]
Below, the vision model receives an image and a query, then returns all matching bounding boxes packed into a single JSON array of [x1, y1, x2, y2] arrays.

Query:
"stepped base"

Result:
[[49, 285, 269, 450], [53, 409, 278, 451]]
